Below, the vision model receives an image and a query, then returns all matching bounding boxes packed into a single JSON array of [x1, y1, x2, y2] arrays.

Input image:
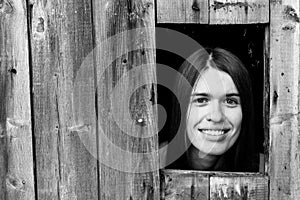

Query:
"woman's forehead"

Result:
[[192, 67, 238, 94]]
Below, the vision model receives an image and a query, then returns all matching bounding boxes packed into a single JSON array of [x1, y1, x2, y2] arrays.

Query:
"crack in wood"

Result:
[[270, 112, 300, 125], [67, 124, 90, 133], [282, 24, 296, 31], [272, 90, 278, 105]]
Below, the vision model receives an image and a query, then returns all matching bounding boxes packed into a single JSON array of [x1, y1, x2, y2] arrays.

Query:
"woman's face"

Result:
[[186, 67, 242, 157]]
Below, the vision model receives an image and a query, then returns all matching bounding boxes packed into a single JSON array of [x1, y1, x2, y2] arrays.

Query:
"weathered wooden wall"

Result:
[[157, 0, 269, 24], [1, 0, 300, 199], [30, 0, 160, 199], [157, 0, 209, 23], [30, 0, 99, 199], [209, 0, 269, 24], [0, 0, 35, 199], [269, 0, 300, 199], [93, 0, 160, 199]]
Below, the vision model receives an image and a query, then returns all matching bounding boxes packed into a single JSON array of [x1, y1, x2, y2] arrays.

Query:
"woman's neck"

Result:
[[187, 145, 219, 170]]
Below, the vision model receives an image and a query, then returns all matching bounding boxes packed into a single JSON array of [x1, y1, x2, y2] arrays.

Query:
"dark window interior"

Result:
[[156, 24, 265, 155]]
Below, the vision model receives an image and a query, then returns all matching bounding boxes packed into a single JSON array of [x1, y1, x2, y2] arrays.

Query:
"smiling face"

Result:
[[186, 67, 242, 157]]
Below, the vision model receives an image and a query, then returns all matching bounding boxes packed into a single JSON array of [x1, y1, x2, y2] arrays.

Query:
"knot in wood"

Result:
[[8, 68, 17, 74], [284, 6, 300, 23], [130, 97, 148, 127], [0, 0, 13, 14], [192, 2, 200, 11], [36, 17, 45, 33], [6, 175, 25, 190]]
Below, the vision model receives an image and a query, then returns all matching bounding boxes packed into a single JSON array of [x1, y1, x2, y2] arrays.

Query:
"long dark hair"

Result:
[[166, 47, 258, 172]]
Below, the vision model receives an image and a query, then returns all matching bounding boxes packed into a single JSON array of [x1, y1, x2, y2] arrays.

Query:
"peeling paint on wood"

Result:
[[284, 5, 300, 23], [282, 24, 296, 32], [210, 176, 268, 200], [160, 170, 209, 200], [212, 1, 250, 10], [160, 170, 268, 199], [209, 0, 269, 24]]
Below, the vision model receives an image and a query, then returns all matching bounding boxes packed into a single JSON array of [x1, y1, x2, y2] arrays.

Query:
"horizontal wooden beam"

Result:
[[210, 175, 268, 199], [209, 0, 269, 24], [160, 169, 269, 199], [157, 0, 269, 24], [160, 170, 209, 200], [157, 0, 209, 24]]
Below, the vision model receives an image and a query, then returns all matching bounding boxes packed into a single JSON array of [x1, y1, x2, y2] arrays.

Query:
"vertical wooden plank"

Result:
[[93, 0, 159, 199], [160, 170, 209, 200], [30, 0, 98, 199], [263, 25, 270, 175], [210, 175, 268, 199], [209, 0, 269, 24], [156, 0, 209, 23], [269, 0, 300, 199], [0, 0, 35, 199]]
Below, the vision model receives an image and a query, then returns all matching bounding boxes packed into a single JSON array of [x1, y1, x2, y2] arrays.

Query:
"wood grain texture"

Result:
[[210, 175, 268, 199], [0, 0, 35, 199], [263, 25, 270, 175], [93, 0, 159, 199], [157, 0, 209, 23], [209, 0, 269, 24], [160, 170, 268, 199], [269, 0, 300, 199], [160, 170, 209, 200], [30, 0, 98, 199]]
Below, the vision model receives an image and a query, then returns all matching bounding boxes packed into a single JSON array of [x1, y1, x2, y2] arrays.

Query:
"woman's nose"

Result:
[[206, 101, 223, 122]]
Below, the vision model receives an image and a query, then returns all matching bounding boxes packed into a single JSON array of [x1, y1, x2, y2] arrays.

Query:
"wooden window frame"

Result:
[[157, 0, 300, 199]]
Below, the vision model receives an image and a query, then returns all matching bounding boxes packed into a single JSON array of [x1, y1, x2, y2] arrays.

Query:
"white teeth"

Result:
[[200, 129, 225, 136]]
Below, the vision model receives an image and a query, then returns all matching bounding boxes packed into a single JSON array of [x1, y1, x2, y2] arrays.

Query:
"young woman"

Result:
[[164, 47, 258, 172]]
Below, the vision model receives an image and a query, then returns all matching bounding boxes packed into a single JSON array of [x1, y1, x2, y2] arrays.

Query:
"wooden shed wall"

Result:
[[269, 0, 300, 199], [0, 0, 299, 199], [0, 0, 34, 199]]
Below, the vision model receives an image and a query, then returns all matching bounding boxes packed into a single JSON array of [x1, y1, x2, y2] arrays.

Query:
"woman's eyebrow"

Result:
[[191, 93, 210, 97], [226, 93, 240, 97], [191, 93, 240, 97]]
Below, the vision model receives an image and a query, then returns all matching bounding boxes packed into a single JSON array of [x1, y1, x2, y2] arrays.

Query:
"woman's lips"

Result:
[[198, 129, 230, 136]]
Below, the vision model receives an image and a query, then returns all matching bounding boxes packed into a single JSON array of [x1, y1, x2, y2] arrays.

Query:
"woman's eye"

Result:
[[194, 97, 209, 104], [225, 98, 239, 106]]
